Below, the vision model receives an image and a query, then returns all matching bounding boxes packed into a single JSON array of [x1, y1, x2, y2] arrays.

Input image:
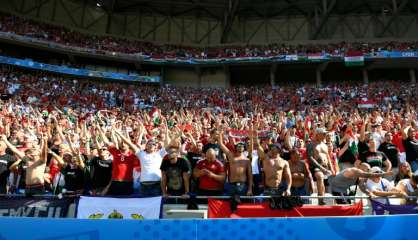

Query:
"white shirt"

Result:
[[371, 132, 384, 148], [398, 179, 416, 193], [135, 148, 166, 182], [366, 178, 394, 204], [244, 150, 260, 175]]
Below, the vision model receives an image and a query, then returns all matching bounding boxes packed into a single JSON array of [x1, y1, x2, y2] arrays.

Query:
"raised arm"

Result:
[[401, 124, 410, 140], [248, 124, 254, 158], [110, 128, 120, 150], [217, 130, 233, 161], [48, 149, 66, 166], [252, 124, 267, 161], [40, 134, 48, 164], [96, 124, 112, 147], [55, 121, 66, 143], [359, 117, 368, 142], [162, 118, 171, 149], [1, 135, 25, 159], [353, 168, 392, 178], [115, 130, 140, 153]]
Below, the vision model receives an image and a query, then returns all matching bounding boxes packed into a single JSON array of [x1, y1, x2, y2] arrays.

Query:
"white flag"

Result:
[[77, 196, 161, 219]]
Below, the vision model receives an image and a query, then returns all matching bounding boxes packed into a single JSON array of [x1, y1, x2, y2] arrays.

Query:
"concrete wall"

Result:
[[201, 68, 228, 88], [164, 67, 228, 88]]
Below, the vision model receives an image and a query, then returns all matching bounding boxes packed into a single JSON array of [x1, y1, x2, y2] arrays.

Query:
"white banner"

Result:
[[77, 196, 161, 220]]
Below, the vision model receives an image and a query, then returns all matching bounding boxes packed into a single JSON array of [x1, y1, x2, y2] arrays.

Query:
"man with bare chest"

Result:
[[288, 149, 313, 197], [3, 135, 48, 196], [218, 133, 253, 196], [307, 128, 333, 204], [256, 142, 292, 196]]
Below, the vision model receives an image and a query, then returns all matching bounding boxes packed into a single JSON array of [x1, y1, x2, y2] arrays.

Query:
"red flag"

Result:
[[208, 199, 363, 218]]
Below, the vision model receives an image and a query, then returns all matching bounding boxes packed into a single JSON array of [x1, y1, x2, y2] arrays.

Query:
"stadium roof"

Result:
[[86, 0, 418, 20]]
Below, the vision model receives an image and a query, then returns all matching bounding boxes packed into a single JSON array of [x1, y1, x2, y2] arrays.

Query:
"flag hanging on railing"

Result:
[[308, 53, 325, 62], [344, 51, 364, 66], [77, 196, 162, 219], [370, 200, 418, 215], [208, 199, 363, 218]]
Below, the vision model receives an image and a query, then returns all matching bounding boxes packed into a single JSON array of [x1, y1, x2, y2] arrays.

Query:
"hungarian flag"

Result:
[[345, 51, 364, 66], [208, 199, 363, 218], [149, 107, 160, 125], [358, 99, 376, 109], [348, 138, 358, 156], [228, 129, 272, 141]]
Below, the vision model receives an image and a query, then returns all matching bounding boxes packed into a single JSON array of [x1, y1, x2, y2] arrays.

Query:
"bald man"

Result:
[[329, 163, 392, 204], [193, 148, 226, 196]]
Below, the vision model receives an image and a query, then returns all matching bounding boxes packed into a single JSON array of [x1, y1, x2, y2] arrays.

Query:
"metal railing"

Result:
[[0, 194, 417, 200]]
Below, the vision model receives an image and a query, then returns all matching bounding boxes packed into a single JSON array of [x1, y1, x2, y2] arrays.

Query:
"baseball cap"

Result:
[[370, 166, 384, 174]]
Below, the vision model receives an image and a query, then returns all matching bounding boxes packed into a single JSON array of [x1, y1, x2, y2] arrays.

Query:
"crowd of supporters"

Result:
[[0, 66, 417, 205], [1, 13, 418, 59]]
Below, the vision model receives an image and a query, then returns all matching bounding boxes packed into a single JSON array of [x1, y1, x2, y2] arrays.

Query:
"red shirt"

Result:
[[108, 147, 140, 182], [48, 159, 61, 181], [392, 132, 405, 153], [196, 159, 225, 190]]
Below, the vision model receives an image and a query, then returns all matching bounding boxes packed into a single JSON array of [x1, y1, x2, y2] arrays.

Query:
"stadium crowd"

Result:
[[1, 12, 418, 59], [0, 66, 417, 205]]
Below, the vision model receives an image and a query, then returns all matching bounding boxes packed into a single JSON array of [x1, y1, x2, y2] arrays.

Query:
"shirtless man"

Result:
[[3, 134, 48, 196], [218, 131, 252, 196], [288, 149, 313, 197], [252, 126, 291, 196], [308, 128, 333, 204]]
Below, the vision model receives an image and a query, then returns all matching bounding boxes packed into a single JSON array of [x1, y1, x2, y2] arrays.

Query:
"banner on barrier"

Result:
[[208, 199, 363, 218], [371, 200, 418, 215], [77, 196, 162, 219], [0, 55, 160, 83], [0, 197, 72, 218]]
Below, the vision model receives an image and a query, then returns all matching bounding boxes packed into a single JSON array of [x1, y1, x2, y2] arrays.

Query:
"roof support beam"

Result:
[[377, 0, 408, 37], [311, 0, 336, 39], [105, 0, 116, 33], [220, 0, 240, 43]]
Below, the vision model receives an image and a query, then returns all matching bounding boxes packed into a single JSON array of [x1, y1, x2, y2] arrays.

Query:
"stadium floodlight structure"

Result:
[[2, 0, 418, 45]]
